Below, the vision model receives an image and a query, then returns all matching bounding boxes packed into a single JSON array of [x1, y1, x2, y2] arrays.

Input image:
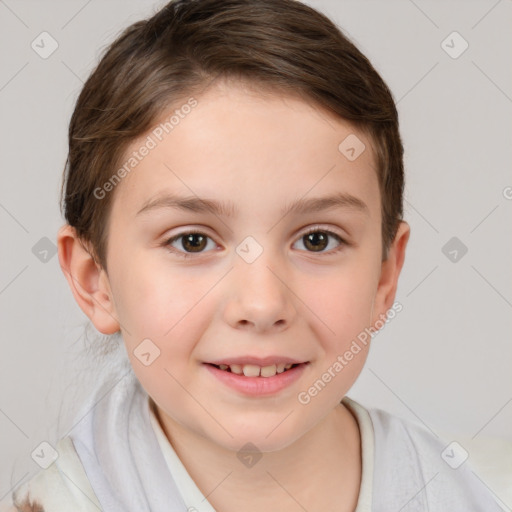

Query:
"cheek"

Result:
[[305, 261, 380, 344], [114, 262, 215, 408], [108, 255, 205, 345]]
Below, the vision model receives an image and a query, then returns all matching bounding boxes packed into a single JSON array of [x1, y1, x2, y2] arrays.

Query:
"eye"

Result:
[[293, 226, 346, 254], [163, 230, 217, 258], [163, 226, 347, 259]]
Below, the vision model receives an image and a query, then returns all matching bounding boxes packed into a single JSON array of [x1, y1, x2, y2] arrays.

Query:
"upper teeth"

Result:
[[217, 363, 293, 377]]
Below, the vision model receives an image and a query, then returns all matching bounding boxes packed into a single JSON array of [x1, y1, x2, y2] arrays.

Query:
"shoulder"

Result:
[[10, 437, 101, 512], [352, 400, 506, 511], [366, 404, 445, 456]]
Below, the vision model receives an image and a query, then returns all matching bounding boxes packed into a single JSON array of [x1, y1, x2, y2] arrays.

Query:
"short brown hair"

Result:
[[60, 0, 404, 269]]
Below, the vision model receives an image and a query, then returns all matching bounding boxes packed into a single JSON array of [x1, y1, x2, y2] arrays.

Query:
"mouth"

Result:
[[206, 362, 303, 378], [204, 360, 309, 396]]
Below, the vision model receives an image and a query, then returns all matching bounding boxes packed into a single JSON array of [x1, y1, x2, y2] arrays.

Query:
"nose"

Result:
[[223, 250, 297, 334]]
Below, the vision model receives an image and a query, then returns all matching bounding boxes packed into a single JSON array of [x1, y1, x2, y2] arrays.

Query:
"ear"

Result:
[[371, 221, 410, 324], [57, 224, 120, 334]]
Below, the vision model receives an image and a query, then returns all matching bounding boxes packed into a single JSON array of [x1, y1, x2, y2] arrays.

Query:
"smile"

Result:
[[210, 363, 299, 377], [204, 361, 309, 396]]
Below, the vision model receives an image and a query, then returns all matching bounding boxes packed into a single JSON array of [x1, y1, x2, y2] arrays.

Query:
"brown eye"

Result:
[[293, 228, 345, 254], [181, 233, 207, 252], [164, 231, 216, 258], [303, 231, 329, 252]]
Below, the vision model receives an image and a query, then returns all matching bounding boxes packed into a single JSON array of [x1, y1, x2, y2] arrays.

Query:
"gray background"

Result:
[[1, 0, 511, 506]]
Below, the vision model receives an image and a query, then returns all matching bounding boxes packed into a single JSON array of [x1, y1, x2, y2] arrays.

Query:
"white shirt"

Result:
[[11, 368, 504, 512], [148, 396, 374, 511]]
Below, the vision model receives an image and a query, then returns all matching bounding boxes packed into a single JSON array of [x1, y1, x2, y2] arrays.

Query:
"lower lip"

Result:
[[204, 363, 308, 396]]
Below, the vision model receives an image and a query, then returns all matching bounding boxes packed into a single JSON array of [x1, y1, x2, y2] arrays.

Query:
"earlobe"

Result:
[[57, 224, 120, 335], [371, 221, 410, 325]]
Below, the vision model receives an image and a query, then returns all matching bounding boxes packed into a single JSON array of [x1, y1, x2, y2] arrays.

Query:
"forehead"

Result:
[[111, 82, 380, 220]]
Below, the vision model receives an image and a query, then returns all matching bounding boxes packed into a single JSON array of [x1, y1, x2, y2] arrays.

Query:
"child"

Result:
[[9, 0, 505, 510]]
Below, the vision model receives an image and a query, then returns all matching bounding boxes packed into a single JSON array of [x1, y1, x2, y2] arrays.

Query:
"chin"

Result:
[[200, 413, 309, 454]]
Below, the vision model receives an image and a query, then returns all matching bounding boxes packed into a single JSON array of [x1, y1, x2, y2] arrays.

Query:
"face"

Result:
[[95, 81, 401, 452]]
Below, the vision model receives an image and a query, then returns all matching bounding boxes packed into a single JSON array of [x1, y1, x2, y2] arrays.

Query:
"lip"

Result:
[[204, 361, 309, 396], [206, 356, 306, 366]]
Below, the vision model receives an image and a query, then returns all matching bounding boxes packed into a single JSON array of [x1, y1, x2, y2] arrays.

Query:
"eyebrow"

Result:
[[136, 191, 369, 218]]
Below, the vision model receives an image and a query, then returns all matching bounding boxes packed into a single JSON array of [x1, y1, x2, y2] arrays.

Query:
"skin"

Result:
[[57, 80, 410, 511]]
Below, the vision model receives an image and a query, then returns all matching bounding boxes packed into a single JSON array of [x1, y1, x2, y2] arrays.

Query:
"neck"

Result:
[[152, 400, 362, 512]]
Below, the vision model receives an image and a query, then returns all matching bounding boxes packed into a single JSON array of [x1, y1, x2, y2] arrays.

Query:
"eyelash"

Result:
[[162, 226, 347, 259]]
